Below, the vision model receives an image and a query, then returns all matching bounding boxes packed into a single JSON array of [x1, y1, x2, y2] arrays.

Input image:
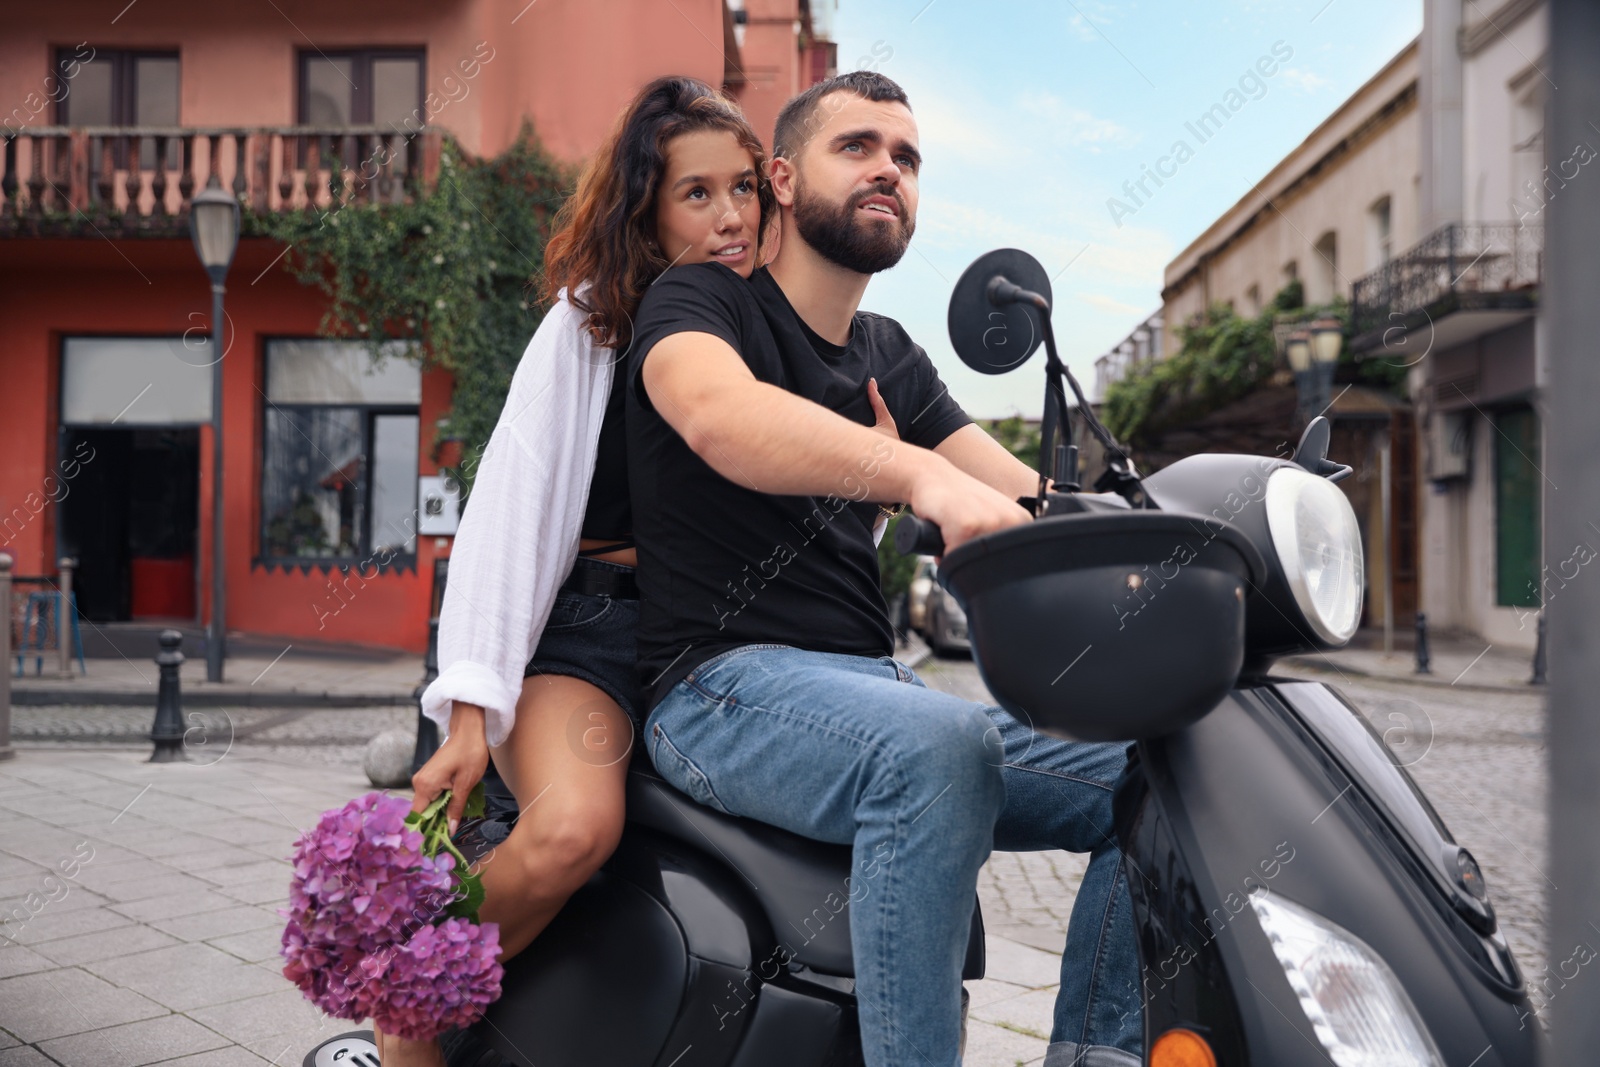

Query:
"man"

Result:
[[624, 71, 1141, 1067]]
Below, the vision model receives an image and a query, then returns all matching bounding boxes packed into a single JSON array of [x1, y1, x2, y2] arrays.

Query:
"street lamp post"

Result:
[[1284, 329, 1314, 424], [1283, 320, 1343, 426], [189, 174, 240, 684], [1309, 317, 1343, 417]]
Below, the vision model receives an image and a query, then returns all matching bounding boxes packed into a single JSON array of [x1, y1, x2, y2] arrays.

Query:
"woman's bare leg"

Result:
[[472, 673, 633, 957], [376, 674, 633, 1064]]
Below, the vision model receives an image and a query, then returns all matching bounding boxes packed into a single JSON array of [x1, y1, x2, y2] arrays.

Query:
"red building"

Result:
[[0, 0, 833, 655]]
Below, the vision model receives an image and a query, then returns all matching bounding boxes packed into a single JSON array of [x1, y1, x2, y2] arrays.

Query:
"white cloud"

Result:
[[1016, 91, 1137, 152], [1065, 0, 1120, 42], [1277, 67, 1332, 93]]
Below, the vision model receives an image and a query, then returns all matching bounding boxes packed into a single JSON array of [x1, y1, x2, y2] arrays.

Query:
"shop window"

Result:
[[1494, 405, 1542, 607], [260, 340, 420, 564]]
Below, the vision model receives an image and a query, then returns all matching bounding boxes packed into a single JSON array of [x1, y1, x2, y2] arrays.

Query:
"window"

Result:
[[1245, 284, 1262, 314], [1282, 260, 1299, 283], [1368, 196, 1392, 270], [298, 49, 424, 179], [1511, 80, 1545, 217], [1494, 406, 1541, 608], [298, 50, 424, 127], [1311, 231, 1338, 304], [56, 47, 179, 170], [260, 340, 421, 563], [62, 337, 212, 425]]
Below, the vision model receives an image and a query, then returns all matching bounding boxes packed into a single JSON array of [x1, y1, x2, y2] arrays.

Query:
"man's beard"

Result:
[[791, 175, 915, 274]]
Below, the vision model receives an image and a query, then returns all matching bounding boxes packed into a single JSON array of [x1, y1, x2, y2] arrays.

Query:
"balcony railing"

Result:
[[1349, 222, 1542, 351], [0, 125, 442, 237]]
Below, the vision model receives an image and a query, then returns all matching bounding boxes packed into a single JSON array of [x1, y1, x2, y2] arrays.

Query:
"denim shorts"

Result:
[[524, 557, 643, 725]]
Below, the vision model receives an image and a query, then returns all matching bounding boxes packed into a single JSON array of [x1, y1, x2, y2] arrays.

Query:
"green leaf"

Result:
[[444, 870, 486, 921]]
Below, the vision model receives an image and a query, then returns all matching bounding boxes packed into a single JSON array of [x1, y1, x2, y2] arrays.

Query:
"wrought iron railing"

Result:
[[1350, 222, 1542, 345], [0, 125, 442, 236]]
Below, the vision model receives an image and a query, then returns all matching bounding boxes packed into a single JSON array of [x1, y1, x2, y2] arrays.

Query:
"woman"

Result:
[[379, 77, 773, 1066]]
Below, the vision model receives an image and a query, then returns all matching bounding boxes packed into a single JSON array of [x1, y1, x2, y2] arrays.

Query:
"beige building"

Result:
[[1159, 41, 1421, 344], [1093, 41, 1423, 635], [1351, 0, 1548, 649], [1102, 1, 1552, 650]]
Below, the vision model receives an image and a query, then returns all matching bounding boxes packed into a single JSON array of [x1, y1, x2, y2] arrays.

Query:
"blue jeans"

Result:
[[644, 644, 1142, 1067]]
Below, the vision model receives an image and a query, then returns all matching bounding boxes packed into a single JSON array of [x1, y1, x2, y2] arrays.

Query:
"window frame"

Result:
[[54, 46, 181, 126], [296, 48, 426, 125], [256, 339, 422, 572], [54, 47, 181, 172]]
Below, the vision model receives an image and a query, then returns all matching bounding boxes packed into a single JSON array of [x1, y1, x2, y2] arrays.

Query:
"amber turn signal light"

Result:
[[1150, 1027, 1217, 1067]]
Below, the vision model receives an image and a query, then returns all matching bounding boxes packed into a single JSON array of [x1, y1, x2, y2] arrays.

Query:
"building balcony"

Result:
[[1349, 222, 1542, 355], [0, 125, 442, 238]]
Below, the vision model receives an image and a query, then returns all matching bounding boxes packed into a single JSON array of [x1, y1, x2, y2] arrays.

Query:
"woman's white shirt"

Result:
[[419, 292, 612, 748]]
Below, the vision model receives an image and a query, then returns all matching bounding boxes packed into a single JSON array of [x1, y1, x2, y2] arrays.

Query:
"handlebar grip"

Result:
[[894, 513, 946, 557]]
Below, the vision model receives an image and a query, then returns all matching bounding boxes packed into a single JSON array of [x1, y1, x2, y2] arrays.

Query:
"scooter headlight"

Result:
[[1265, 467, 1364, 644], [1249, 890, 1443, 1067]]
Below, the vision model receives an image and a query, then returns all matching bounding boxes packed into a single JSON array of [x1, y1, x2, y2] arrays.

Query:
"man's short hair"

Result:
[[772, 71, 911, 161]]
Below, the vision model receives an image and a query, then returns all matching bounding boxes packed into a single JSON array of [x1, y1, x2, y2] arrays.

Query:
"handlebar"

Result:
[[893, 513, 946, 557]]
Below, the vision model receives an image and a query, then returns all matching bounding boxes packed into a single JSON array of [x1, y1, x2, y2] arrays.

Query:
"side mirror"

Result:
[[947, 248, 1053, 375], [1293, 416, 1354, 483]]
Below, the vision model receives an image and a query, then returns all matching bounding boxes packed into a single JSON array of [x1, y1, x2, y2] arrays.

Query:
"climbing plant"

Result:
[[255, 124, 573, 496], [1101, 280, 1404, 451]]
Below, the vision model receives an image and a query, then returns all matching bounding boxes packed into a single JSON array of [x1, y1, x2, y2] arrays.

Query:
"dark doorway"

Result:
[[59, 427, 199, 623]]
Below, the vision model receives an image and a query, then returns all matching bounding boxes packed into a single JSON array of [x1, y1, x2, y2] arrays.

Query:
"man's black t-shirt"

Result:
[[625, 263, 971, 710]]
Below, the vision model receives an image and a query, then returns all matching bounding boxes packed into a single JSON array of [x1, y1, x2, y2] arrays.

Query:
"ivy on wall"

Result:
[[1101, 280, 1407, 451], [255, 125, 573, 496]]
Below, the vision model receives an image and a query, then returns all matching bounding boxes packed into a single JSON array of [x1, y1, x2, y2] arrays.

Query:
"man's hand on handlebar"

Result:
[[908, 462, 1032, 555], [411, 702, 491, 837]]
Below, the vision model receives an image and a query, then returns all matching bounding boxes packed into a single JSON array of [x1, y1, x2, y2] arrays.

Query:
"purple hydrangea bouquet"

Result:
[[278, 783, 504, 1041]]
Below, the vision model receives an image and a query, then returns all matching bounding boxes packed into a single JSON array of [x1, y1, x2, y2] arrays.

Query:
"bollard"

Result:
[[1530, 610, 1549, 686], [150, 629, 190, 763], [0, 553, 14, 762], [1414, 612, 1432, 674], [57, 557, 76, 680]]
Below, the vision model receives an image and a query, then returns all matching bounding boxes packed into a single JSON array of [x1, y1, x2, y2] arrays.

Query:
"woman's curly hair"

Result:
[[543, 76, 775, 350]]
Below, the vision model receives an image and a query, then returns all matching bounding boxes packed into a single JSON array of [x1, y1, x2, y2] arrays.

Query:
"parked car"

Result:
[[923, 583, 971, 657], [906, 556, 937, 634]]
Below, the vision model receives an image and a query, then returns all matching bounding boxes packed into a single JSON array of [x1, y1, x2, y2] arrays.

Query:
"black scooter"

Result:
[[306, 248, 1541, 1067]]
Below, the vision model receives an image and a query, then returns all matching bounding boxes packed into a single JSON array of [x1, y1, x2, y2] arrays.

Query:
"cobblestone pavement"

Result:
[[3, 655, 1549, 1065], [915, 650, 1553, 1053]]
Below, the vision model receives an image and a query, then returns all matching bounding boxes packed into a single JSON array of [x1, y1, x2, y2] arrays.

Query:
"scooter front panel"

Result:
[[1122, 685, 1542, 1066]]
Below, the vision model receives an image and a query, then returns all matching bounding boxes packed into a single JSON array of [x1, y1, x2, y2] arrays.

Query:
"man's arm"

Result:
[[934, 423, 1042, 501], [641, 333, 1031, 550]]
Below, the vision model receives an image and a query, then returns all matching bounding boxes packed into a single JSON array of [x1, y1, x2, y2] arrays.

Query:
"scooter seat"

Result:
[[625, 766, 985, 980]]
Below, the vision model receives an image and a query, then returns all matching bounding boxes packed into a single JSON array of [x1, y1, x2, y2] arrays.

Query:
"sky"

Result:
[[826, 0, 1423, 418]]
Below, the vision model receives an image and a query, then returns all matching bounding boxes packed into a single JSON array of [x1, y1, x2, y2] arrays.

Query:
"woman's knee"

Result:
[[510, 798, 625, 889]]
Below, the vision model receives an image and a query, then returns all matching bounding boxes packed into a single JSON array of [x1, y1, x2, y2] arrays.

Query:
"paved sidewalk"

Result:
[[0, 737, 1073, 1067], [12, 647, 419, 708], [0, 747, 367, 1066], [1280, 632, 1543, 693]]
